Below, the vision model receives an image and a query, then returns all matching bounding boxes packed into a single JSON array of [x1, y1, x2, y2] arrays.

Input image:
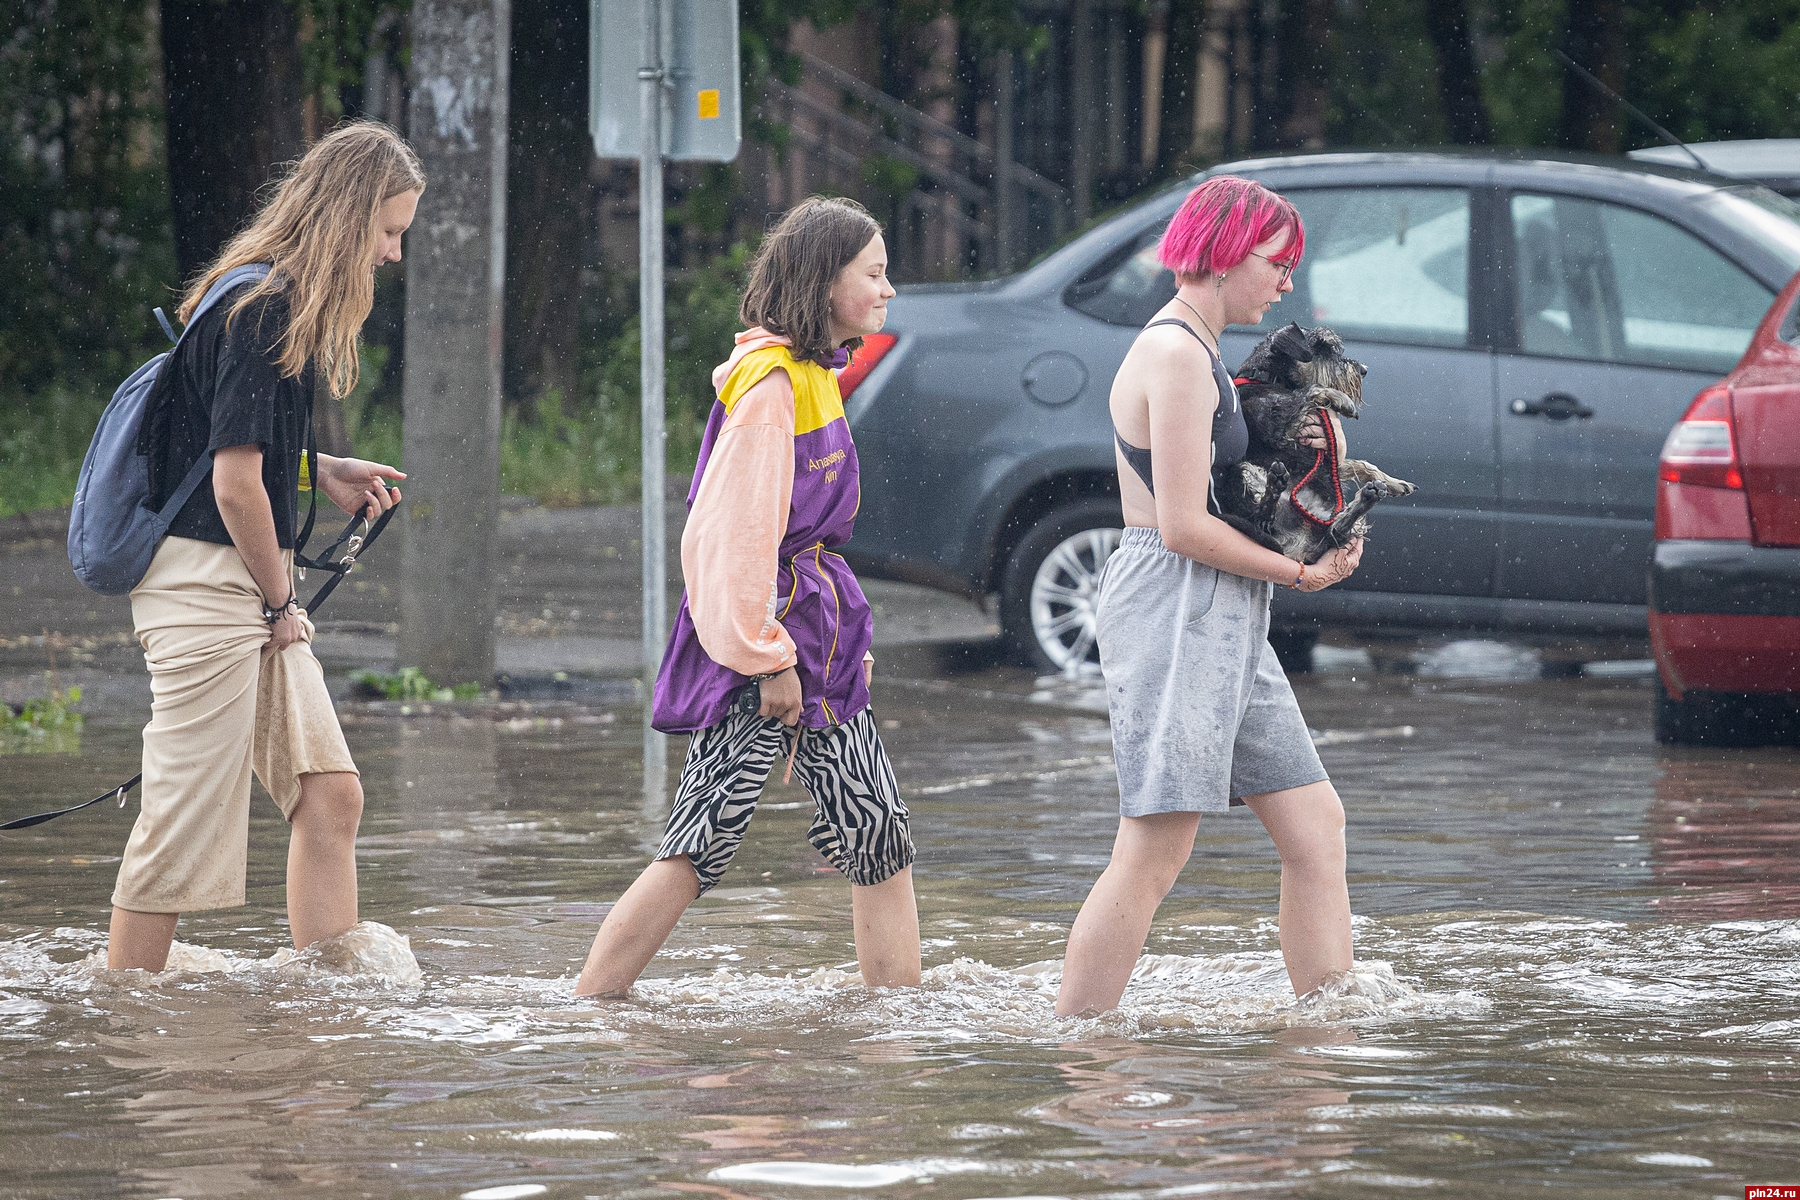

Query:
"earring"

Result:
[[1215, 272, 1226, 289]]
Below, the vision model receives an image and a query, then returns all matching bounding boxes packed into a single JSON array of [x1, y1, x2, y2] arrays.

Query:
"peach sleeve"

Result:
[[681, 370, 798, 676]]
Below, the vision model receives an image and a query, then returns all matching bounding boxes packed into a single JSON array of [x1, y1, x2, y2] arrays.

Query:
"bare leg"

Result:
[[1242, 780, 1352, 996], [286, 771, 364, 952], [1055, 812, 1202, 1016], [574, 856, 703, 997], [850, 866, 921, 987], [107, 908, 179, 971]]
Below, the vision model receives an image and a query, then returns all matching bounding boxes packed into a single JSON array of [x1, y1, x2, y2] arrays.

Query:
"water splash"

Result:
[[61, 920, 423, 988], [268, 921, 424, 986]]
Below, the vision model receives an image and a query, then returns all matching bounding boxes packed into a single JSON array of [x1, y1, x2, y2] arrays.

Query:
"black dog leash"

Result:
[[0, 504, 398, 832]]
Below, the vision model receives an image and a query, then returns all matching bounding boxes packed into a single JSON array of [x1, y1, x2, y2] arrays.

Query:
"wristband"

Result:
[[1286, 562, 1305, 590], [262, 593, 298, 625]]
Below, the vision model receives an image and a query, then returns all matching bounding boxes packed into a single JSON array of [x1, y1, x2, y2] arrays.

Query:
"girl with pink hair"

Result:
[[1056, 176, 1364, 1016]]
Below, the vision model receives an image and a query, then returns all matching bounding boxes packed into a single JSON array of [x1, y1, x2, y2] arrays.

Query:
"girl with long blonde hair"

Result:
[[108, 121, 423, 972]]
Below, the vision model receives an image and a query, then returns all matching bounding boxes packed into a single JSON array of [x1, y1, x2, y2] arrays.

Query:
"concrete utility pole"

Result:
[[399, 0, 510, 686]]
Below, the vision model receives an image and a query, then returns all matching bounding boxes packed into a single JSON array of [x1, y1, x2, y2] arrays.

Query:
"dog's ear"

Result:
[[1272, 322, 1314, 363]]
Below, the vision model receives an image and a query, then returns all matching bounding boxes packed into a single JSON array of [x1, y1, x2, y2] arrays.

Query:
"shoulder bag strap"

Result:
[[292, 394, 321, 566]]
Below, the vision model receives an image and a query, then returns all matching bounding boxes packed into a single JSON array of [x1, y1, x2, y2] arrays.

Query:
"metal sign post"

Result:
[[592, 0, 740, 805], [637, 2, 669, 806]]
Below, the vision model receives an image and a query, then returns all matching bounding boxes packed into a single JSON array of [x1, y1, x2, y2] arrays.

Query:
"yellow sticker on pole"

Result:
[[697, 89, 720, 120]]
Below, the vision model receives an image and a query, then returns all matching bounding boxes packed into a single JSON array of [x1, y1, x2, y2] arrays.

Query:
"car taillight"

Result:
[[837, 333, 897, 398], [1659, 383, 1743, 490]]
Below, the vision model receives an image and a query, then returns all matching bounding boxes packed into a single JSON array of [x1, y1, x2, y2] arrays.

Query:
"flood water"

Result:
[[3, 644, 1798, 1198]]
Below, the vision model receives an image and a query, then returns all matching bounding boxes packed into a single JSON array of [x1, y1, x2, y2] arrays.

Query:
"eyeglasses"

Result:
[[1249, 251, 1296, 284]]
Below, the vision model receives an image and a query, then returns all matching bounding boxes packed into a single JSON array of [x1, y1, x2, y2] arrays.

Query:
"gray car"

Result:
[[841, 150, 1800, 671]]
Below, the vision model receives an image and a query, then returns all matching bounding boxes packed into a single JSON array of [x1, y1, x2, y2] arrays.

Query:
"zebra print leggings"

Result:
[[657, 707, 915, 893]]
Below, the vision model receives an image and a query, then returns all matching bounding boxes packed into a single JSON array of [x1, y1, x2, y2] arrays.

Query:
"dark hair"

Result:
[[740, 196, 882, 365]]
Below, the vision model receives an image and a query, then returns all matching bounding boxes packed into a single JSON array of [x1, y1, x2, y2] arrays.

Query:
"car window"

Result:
[[1703, 185, 1800, 274], [1064, 225, 1173, 326], [1284, 188, 1471, 348], [1511, 194, 1774, 374]]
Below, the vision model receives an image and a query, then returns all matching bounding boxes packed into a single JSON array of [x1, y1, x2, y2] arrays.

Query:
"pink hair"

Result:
[[1157, 175, 1304, 282]]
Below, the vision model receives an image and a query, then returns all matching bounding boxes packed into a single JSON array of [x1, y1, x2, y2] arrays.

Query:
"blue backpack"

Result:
[[67, 264, 271, 595]]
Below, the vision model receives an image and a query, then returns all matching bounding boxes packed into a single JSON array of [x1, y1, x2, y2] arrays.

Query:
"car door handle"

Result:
[[1510, 391, 1595, 420]]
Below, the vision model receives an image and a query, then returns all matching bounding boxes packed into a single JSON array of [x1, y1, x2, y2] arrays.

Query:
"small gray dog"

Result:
[[1215, 322, 1416, 564]]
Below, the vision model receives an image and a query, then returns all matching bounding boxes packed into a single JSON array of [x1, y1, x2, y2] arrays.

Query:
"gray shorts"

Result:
[[1096, 526, 1327, 816]]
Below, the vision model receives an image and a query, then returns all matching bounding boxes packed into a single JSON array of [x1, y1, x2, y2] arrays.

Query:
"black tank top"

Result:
[[1113, 317, 1248, 514]]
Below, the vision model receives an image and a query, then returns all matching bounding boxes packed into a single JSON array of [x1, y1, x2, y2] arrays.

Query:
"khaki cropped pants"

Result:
[[111, 537, 357, 914]]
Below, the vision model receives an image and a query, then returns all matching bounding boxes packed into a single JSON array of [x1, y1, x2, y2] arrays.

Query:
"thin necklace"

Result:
[[1173, 294, 1220, 349]]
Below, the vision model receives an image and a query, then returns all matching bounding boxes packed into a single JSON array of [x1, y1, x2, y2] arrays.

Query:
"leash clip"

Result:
[[340, 521, 369, 568], [115, 785, 129, 809]]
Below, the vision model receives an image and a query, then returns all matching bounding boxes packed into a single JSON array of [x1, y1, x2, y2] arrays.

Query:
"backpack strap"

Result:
[[148, 265, 275, 523], [156, 451, 217, 523], [176, 263, 274, 349]]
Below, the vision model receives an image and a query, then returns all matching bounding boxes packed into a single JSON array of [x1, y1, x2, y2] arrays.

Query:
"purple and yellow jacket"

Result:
[[650, 329, 873, 733]]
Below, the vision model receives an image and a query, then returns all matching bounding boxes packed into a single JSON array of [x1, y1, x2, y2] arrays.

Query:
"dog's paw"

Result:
[[1266, 460, 1291, 488], [1362, 480, 1390, 500], [1387, 477, 1418, 496], [1307, 386, 1361, 418]]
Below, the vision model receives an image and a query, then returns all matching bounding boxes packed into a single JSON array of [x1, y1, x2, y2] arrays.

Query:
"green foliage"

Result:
[[1480, 0, 1569, 149], [860, 155, 922, 203], [351, 666, 483, 702], [1473, 0, 1800, 151], [0, 385, 105, 518], [1326, 0, 1454, 146], [2, 679, 84, 755], [292, 0, 408, 120], [0, 0, 176, 393], [499, 391, 641, 508], [569, 242, 757, 503], [1630, 1, 1800, 143]]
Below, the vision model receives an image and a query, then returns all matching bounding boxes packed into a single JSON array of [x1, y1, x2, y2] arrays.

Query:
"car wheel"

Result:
[[1268, 629, 1318, 675], [1000, 499, 1123, 673], [1653, 677, 1795, 747], [1653, 676, 1699, 745]]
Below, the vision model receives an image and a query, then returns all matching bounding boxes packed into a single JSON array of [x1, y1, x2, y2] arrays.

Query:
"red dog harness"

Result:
[[1234, 378, 1345, 529]]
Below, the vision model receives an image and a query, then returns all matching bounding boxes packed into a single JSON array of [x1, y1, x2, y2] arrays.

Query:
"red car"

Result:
[[1650, 270, 1800, 745]]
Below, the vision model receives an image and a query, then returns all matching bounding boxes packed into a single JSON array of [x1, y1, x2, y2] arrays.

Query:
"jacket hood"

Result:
[[711, 327, 792, 394]]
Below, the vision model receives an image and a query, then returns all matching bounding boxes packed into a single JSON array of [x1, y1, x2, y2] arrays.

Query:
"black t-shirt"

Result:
[[147, 283, 314, 548]]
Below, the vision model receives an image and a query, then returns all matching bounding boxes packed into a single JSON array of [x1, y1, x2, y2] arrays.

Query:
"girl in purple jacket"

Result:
[[575, 198, 918, 997]]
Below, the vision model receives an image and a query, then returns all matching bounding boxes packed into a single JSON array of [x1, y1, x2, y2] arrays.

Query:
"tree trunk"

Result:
[[503, 0, 589, 412], [161, 0, 305, 282], [313, 374, 353, 456], [1140, 1, 1168, 170], [400, 0, 510, 686], [1424, 0, 1493, 145], [1069, 0, 1095, 221], [1190, 0, 1242, 162], [1279, 0, 1331, 149], [1560, 0, 1626, 153]]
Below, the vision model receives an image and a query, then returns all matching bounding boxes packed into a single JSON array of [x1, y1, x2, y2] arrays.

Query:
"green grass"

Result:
[[0, 385, 106, 518], [349, 667, 484, 702], [1, 678, 84, 756]]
